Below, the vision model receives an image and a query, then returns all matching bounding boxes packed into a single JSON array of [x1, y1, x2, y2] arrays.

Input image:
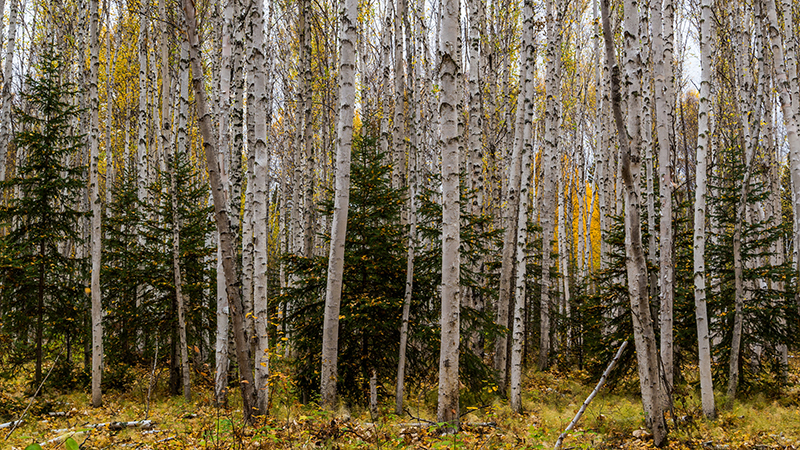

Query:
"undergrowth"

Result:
[[2, 358, 800, 449]]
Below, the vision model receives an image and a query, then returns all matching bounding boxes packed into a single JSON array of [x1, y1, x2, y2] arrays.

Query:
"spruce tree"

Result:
[[0, 49, 87, 387]]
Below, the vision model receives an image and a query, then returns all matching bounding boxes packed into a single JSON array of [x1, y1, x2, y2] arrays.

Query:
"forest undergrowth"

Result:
[[2, 357, 800, 450]]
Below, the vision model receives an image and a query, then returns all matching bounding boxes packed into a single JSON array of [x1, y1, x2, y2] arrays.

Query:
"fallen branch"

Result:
[[0, 420, 23, 430], [4, 347, 65, 441], [40, 430, 89, 447], [83, 420, 155, 430], [554, 340, 628, 450], [403, 408, 437, 426]]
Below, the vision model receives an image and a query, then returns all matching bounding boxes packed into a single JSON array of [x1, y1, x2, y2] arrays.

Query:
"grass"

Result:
[[2, 359, 800, 449]]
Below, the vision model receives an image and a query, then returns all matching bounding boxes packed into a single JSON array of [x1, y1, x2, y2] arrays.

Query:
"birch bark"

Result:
[[651, 0, 678, 414], [437, 0, 461, 428], [693, 0, 716, 420], [249, 0, 271, 415], [182, 0, 262, 422], [320, 0, 357, 409], [540, 0, 561, 370], [89, 0, 103, 408], [600, 0, 667, 443], [510, 104, 533, 413], [0, 0, 18, 184]]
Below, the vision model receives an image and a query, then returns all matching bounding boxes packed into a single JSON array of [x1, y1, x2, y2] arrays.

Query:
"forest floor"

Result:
[[2, 360, 800, 450]]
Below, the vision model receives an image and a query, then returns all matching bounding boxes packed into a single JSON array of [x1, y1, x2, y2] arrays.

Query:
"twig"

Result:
[[403, 408, 437, 426], [5, 346, 65, 440], [554, 340, 628, 450]]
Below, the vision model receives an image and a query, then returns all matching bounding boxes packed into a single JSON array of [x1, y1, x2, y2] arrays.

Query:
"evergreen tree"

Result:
[[0, 49, 87, 387], [707, 141, 798, 393]]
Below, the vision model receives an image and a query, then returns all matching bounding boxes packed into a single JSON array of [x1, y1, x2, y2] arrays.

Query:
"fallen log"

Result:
[[554, 340, 628, 450], [0, 420, 23, 429]]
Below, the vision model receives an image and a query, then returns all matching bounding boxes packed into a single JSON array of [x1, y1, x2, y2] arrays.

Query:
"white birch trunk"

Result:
[[182, 0, 262, 421], [651, 0, 678, 414], [136, 1, 149, 356], [320, 0, 357, 408], [392, 0, 406, 191], [0, 0, 18, 183], [693, 0, 716, 419], [89, 0, 103, 408], [170, 153, 191, 403], [249, 0, 271, 415], [600, 0, 667, 443], [495, 0, 532, 388], [437, 0, 461, 428], [510, 116, 532, 414], [540, 0, 561, 370]]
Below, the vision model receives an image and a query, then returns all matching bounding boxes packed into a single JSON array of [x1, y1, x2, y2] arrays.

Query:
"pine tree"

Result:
[[0, 48, 87, 387]]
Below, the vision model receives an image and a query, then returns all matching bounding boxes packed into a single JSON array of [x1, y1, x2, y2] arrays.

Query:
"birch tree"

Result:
[[89, 0, 103, 408], [650, 0, 677, 413], [320, 0, 357, 409], [693, 0, 716, 419], [539, 0, 561, 370], [437, 0, 461, 428], [0, 0, 19, 184], [249, 0, 272, 415], [600, 0, 667, 443], [181, 0, 262, 422]]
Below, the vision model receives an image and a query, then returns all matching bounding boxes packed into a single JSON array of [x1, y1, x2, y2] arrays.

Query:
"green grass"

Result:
[[2, 360, 800, 449]]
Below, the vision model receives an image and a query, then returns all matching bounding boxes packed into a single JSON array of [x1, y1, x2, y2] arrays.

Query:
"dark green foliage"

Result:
[[284, 134, 406, 404], [0, 49, 87, 384], [706, 141, 798, 394], [102, 147, 214, 393], [576, 216, 638, 389], [414, 174, 503, 396], [283, 134, 502, 406]]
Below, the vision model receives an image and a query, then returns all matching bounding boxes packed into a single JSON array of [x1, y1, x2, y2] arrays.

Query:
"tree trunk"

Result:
[[600, 0, 667, 444], [692, 0, 717, 420], [510, 99, 533, 413], [495, 0, 533, 388], [136, 0, 149, 356], [540, 0, 561, 370], [89, 0, 103, 409], [437, 0, 461, 428], [249, 0, 271, 416], [651, 0, 678, 415], [392, 0, 406, 191], [182, 0, 261, 422], [320, 0, 357, 409], [0, 0, 18, 183], [763, 0, 800, 313]]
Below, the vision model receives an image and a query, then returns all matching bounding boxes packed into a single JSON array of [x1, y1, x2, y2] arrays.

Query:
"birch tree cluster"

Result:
[[0, 0, 798, 443]]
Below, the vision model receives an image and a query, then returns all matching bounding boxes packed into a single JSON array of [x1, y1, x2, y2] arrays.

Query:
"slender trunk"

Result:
[[437, 0, 461, 428], [495, 0, 532, 387], [763, 0, 800, 310], [510, 108, 532, 413], [136, 1, 149, 356], [89, 0, 103, 409], [600, 0, 667, 444], [214, 242, 229, 406], [0, 0, 18, 183], [392, 0, 406, 191], [170, 154, 191, 402], [652, 0, 679, 415], [320, 0, 357, 408], [182, 0, 261, 422], [395, 80, 417, 416], [250, 0, 272, 415], [540, 0, 561, 370], [692, 0, 716, 420]]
